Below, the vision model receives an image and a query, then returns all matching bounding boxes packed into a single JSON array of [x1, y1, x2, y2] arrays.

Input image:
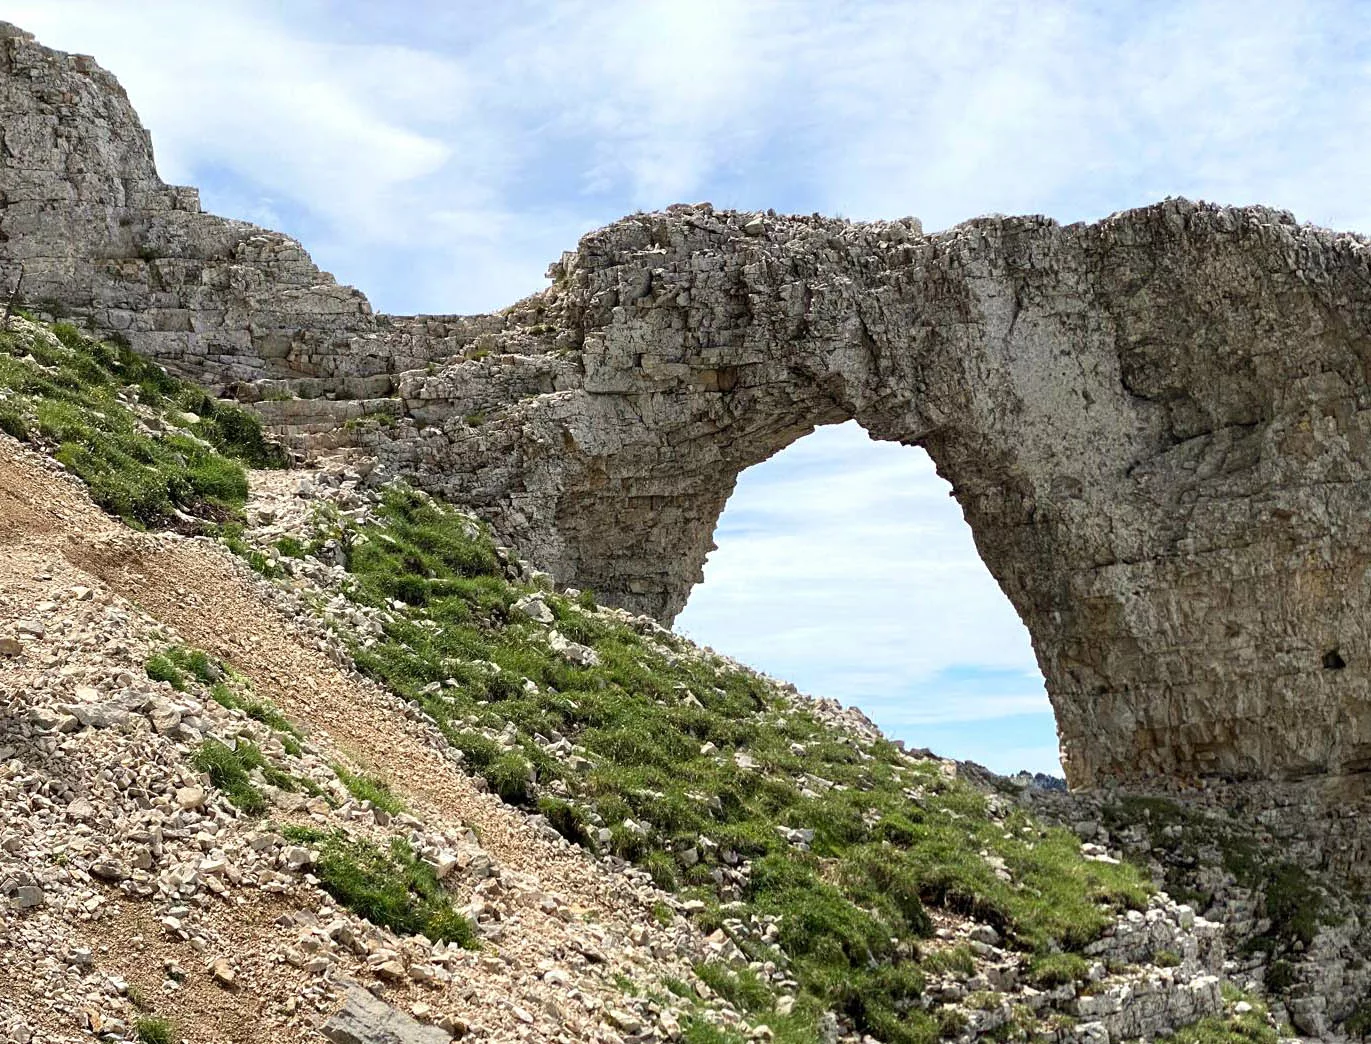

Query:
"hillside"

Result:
[[0, 317, 1282, 1043]]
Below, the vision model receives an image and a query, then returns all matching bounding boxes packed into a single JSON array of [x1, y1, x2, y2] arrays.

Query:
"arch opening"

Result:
[[674, 421, 1062, 777]]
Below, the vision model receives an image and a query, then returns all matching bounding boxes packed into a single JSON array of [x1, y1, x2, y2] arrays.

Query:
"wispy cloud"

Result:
[[674, 423, 1049, 744], [15, 0, 1371, 313]]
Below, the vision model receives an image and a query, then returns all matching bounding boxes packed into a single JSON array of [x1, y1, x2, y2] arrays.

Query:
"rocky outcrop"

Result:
[[6, 20, 1371, 792], [322, 989, 454, 1044]]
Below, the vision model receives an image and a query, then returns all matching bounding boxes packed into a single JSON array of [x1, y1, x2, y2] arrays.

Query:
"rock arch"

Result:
[[416, 203, 1371, 790], [7, 19, 1371, 788]]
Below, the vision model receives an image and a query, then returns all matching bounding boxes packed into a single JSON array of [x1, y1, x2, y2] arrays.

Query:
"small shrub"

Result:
[[538, 796, 594, 848], [0, 405, 27, 440], [144, 653, 185, 690], [275, 535, 307, 559], [484, 752, 533, 805], [1155, 949, 1182, 968], [936, 1008, 969, 1038], [1265, 959, 1296, 991], [306, 831, 478, 948], [1264, 864, 1324, 948], [334, 765, 405, 814], [135, 1016, 176, 1044], [644, 850, 678, 890], [1347, 1001, 1371, 1040]]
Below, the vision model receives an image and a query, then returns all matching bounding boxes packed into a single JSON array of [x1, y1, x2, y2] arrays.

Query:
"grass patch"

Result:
[[145, 644, 219, 691], [134, 1016, 177, 1044], [1161, 998, 1276, 1044], [150, 645, 304, 756], [0, 318, 286, 527], [1346, 999, 1371, 1039], [1025, 952, 1091, 988], [280, 826, 478, 947], [193, 738, 302, 814], [922, 944, 976, 978], [334, 765, 405, 814], [694, 963, 774, 1016]]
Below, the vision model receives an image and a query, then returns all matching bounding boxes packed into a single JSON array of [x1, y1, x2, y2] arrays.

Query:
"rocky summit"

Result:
[[1, 17, 1370, 1044]]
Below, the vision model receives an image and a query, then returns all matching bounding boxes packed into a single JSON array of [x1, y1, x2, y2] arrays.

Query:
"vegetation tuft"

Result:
[[334, 765, 405, 814], [1160, 992, 1276, 1044], [145, 644, 220, 690], [193, 738, 305, 814], [280, 826, 478, 948], [134, 1016, 177, 1044]]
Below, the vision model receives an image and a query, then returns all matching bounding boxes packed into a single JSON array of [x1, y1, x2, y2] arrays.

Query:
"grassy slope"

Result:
[[0, 316, 285, 527], [303, 485, 1151, 1044]]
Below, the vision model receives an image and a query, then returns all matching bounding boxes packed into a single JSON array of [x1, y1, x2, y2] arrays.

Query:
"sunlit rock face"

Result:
[[7, 19, 1371, 788]]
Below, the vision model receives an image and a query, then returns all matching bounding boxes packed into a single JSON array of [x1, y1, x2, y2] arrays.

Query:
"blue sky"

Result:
[[14, 0, 1371, 774]]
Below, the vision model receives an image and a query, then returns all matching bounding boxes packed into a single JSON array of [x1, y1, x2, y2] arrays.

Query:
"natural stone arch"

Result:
[[412, 203, 1371, 790], [8, 19, 1371, 790]]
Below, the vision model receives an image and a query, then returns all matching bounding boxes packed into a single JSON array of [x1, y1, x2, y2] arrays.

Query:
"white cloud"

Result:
[[7, 2, 471, 238], [12, 0, 1371, 314], [675, 423, 1046, 720]]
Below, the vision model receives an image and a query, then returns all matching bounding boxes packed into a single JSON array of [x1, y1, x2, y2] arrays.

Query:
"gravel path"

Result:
[[0, 441, 700, 1044]]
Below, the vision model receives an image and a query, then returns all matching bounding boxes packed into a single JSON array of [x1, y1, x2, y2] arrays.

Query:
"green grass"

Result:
[[220, 522, 286, 578], [0, 318, 287, 527], [1161, 1001, 1276, 1044], [275, 535, 307, 559], [334, 765, 405, 814], [1025, 952, 1092, 988], [922, 944, 976, 977], [150, 645, 305, 756], [280, 826, 478, 947], [1346, 999, 1371, 1038], [277, 481, 1154, 1043], [145, 644, 219, 691], [694, 963, 774, 1016], [193, 738, 303, 814], [134, 1016, 177, 1044]]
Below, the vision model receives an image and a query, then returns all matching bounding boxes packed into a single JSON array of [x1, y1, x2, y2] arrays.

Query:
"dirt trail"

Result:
[[0, 443, 687, 1043], [0, 447, 620, 906]]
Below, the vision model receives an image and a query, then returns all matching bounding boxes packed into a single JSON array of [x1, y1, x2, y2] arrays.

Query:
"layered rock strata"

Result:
[[6, 20, 1371, 790]]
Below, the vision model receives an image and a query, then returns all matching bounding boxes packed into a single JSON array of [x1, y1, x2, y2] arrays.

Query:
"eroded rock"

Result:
[[322, 988, 452, 1044]]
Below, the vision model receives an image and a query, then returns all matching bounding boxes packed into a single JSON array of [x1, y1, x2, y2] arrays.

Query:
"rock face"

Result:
[[6, 20, 1371, 790]]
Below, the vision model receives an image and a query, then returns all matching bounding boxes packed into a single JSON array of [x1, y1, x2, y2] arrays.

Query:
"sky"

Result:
[[11, 0, 1371, 774]]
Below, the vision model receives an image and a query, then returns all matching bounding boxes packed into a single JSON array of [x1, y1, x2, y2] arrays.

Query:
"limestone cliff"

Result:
[[5, 20, 1371, 793]]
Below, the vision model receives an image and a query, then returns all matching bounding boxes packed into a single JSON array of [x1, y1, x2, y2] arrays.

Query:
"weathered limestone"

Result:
[[7, 21, 1371, 791]]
